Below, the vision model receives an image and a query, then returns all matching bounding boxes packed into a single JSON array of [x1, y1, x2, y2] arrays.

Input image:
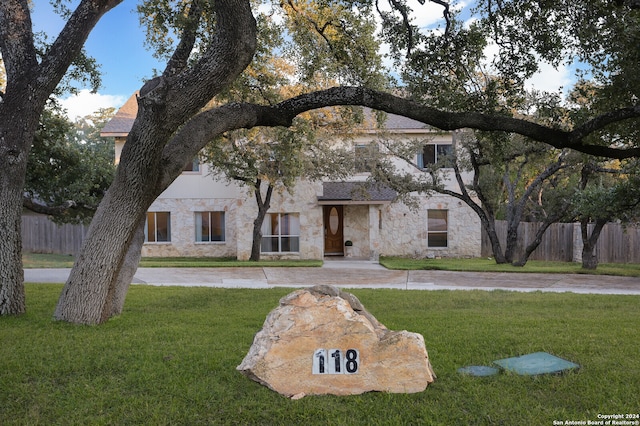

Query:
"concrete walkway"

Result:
[[23, 259, 640, 295]]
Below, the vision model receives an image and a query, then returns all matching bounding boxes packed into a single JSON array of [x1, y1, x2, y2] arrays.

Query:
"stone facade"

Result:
[[142, 177, 482, 260], [141, 197, 239, 258], [376, 194, 481, 259], [105, 97, 482, 260]]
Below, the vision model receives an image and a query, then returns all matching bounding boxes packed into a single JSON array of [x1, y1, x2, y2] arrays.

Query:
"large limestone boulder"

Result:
[[237, 285, 435, 397]]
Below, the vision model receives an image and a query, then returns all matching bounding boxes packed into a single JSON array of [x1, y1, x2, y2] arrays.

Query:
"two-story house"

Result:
[[101, 94, 481, 260]]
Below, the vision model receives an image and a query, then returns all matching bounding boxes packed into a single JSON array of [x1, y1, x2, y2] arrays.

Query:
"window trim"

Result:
[[145, 211, 171, 243], [261, 212, 300, 253], [354, 143, 378, 173], [182, 157, 201, 174], [194, 211, 226, 243], [427, 209, 448, 248], [418, 143, 453, 168]]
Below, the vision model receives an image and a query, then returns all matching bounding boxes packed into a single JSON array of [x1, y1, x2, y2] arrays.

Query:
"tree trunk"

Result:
[[503, 196, 524, 265], [513, 221, 552, 267], [0, 0, 123, 316], [0, 83, 44, 315], [53, 0, 257, 324], [0, 120, 32, 316], [54, 98, 172, 324], [53, 182, 154, 324], [250, 183, 274, 261], [480, 215, 507, 264], [514, 205, 569, 267], [108, 218, 145, 317], [580, 218, 607, 270]]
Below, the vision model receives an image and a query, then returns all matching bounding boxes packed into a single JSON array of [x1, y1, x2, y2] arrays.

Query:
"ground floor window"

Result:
[[145, 212, 171, 242], [261, 213, 300, 253], [195, 211, 225, 242], [427, 209, 448, 247]]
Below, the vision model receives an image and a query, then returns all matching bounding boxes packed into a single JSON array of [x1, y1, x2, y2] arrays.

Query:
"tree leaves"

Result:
[[25, 105, 116, 224]]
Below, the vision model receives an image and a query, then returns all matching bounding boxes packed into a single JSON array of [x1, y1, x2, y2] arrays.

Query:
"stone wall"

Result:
[[235, 181, 324, 260], [376, 194, 481, 259], [343, 205, 371, 258], [141, 183, 481, 260], [141, 197, 238, 258]]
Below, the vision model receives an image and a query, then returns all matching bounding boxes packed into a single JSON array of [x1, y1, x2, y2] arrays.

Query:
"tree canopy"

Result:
[[25, 106, 116, 224]]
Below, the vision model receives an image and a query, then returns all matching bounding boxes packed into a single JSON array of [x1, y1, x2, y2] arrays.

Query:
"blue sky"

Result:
[[31, 0, 572, 120], [32, 0, 164, 118]]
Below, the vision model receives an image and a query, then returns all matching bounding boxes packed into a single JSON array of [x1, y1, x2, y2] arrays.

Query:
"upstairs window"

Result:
[[195, 211, 225, 242], [418, 144, 453, 168], [145, 212, 171, 243], [183, 157, 200, 172], [354, 144, 378, 173]]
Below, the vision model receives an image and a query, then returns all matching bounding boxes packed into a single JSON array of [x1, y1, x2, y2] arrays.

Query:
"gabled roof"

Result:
[[99, 92, 434, 138], [100, 92, 138, 137], [317, 181, 397, 205], [361, 108, 429, 131]]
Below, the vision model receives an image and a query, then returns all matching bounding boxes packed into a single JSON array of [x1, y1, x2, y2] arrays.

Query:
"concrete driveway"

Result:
[[23, 259, 640, 295]]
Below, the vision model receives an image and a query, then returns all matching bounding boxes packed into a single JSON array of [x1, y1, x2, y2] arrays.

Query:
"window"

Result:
[[183, 157, 200, 172], [195, 211, 225, 242], [427, 209, 448, 247], [261, 213, 300, 253], [418, 144, 453, 168], [145, 212, 171, 242], [354, 144, 378, 173]]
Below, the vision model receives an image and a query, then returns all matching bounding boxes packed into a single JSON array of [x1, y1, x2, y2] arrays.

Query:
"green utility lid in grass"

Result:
[[493, 352, 580, 375], [457, 366, 500, 377]]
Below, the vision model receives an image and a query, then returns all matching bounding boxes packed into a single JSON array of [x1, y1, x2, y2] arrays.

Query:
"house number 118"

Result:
[[312, 348, 359, 374]]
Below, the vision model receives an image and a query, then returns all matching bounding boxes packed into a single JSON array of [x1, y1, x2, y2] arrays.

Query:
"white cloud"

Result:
[[413, 2, 451, 30], [58, 90, 126, 120], [481, 41, 573, 96], [525, 62, 572, 94]]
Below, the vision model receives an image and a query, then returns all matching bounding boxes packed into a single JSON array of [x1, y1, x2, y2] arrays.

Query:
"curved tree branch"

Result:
[[0, 0, 38, 85], [158, 0, 257, 122], [163, 0, 202, 78], [570, 103, 640, 142], [22, 196, 95, 218], [271, 87, 640, 158], [161, 86, 640, 191], [162, 87, 640, 185]]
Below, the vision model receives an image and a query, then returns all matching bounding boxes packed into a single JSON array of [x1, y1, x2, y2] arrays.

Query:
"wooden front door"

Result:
[[323, 205, 344, 255]]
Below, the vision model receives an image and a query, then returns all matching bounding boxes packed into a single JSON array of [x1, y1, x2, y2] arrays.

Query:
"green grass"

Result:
[[380, 256, 640, 277], [22, 253, 76, 268], [22, 253, 322, 269], [137, 257, 323, 268], [1, 285, 638, 425], [24, 252, 639, 277]]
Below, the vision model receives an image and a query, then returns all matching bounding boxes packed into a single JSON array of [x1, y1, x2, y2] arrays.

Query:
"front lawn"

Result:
[[380, 256, 640, 277], [21, 253, 322, 269], [1, 285, 638, 425]]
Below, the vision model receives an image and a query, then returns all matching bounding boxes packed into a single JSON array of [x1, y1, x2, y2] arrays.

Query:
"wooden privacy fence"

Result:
[[21, 215, 89, 256], [481, 221, 640, 263]]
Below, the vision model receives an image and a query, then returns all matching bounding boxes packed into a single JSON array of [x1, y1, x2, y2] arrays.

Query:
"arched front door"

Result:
[[323, 205, 344, 255]]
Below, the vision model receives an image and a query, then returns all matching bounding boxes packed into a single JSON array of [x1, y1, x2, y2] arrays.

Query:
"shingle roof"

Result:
[[365, 109, 429, 130], [318, 182, 397, 204], [99, 94, 431, 137], [100, 92, 138, 136]]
